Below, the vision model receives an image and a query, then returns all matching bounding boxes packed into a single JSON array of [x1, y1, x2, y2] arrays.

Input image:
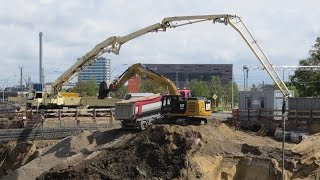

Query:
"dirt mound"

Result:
[[38, 125, 194, 179], [4, 130, 99, 180], [36, 123, 285, 179], [292, 133, 320, 164], [0, 140, 57, 178], [290, 133, 320, 179], [42, 130, 97, 157], [0, 141, 37, 177]]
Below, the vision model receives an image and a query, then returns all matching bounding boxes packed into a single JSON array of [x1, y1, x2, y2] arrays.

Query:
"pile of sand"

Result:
[[0, 140, 57, 178], [289, 133, 320, 179], [292, 133, 320, 164], [0, 141, 37, 177], [5, 130, 98, 180]]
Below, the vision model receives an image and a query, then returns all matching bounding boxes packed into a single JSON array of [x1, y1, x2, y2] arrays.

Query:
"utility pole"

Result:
[[39, 32, 44, 89], [231, 68, 234, 109], [19, 66, 23, 95]]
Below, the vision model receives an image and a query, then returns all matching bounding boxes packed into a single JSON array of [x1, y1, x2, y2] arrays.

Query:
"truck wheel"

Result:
[[148, 119, 154, 125], [140, 120, 148, 130], [121, 122, 126, 129]]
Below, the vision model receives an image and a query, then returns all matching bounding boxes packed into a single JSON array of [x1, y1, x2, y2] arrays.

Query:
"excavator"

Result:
[[101, 63, 211, 129]]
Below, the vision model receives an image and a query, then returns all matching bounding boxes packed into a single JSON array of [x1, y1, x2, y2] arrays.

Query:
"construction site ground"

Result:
[[1, 113, 320, 179]]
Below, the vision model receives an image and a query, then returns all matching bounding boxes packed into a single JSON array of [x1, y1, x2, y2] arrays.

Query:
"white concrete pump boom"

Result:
[[52, 14, 290, 98]]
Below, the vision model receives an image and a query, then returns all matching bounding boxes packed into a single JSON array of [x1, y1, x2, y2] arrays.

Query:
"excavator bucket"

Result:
[[98, 81, 110, 99]]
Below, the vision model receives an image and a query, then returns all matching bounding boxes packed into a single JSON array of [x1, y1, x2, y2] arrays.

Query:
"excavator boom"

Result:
[[99, 63, 178, 99]]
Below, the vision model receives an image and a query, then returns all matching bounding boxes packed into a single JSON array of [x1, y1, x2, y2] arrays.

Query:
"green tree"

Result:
[[140, 78, 169, 94], [72, 77, 98, 96], [109, 85, 127, 99], [208, 76, 224, 104], [188, 79, 210, 97], [187, 76, 238, 108], [290, 37, 320, 97], [287, 83, 300, 97]]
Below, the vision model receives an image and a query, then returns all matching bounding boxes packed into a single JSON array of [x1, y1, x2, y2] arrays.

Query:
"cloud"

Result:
[[0, 0, 320, 88]]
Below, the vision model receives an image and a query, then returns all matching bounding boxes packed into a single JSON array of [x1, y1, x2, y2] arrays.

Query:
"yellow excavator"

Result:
[[99, 63, 211, 129]]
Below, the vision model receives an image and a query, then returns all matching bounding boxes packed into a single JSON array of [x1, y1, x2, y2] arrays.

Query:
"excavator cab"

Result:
[[161, 95, 187, 115], [161, 95, 211, 123]]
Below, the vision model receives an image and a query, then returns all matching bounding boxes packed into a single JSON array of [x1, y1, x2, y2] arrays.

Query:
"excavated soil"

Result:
[[3, 119, 320, 179], [0, 140, 57, 177]]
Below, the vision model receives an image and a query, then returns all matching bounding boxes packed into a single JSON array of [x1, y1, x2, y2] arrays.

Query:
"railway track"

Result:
[[0, 124, 112, 142]]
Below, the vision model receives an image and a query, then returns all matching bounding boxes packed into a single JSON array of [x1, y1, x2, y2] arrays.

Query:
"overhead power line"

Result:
[[243, 65, 320, 71]]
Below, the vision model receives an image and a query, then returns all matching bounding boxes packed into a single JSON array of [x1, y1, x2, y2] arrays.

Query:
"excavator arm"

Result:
[[98, 63, 178, 99], [52, 14, 290, 99]]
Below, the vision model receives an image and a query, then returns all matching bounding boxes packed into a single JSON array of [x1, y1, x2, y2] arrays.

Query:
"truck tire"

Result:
[[139, 120, 148, 130]]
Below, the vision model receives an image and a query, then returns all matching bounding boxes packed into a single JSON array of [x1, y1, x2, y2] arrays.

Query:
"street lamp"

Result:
[[2, 75, 16, 102], [243, 65, 249, 91], [43, 70, 60, 92], [109, 64, 128, 81]]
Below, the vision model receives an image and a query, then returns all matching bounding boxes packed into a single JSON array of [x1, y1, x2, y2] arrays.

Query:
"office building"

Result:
[[143, 64, 232, 89], [78, 57, 111, 84]]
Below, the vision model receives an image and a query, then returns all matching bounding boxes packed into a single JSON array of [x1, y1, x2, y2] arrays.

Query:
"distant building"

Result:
[[143, 64, 232, 89], [78, 57, 111, 84], [238, 85, 294, 112]]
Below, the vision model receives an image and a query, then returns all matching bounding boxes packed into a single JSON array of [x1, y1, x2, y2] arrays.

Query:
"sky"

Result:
[[0, 0, 319, 89]]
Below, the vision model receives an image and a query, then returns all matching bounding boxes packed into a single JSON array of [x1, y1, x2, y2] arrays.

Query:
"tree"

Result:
[[187, 76, 238, 107], [290, 37, 320, 97], [287, 83, 300, 97], [72, 77, 98, 96], [187, 79, 210, 97], [208, 76, 225, 105], [140, 79, 167, 94], [109, 85, 127, 99]]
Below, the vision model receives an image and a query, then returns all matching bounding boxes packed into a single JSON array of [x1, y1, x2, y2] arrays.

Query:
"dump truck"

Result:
[[115, 94, 162, 130]]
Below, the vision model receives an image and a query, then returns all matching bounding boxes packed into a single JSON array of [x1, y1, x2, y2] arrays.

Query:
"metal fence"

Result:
[[232, 109, 320, 134]]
